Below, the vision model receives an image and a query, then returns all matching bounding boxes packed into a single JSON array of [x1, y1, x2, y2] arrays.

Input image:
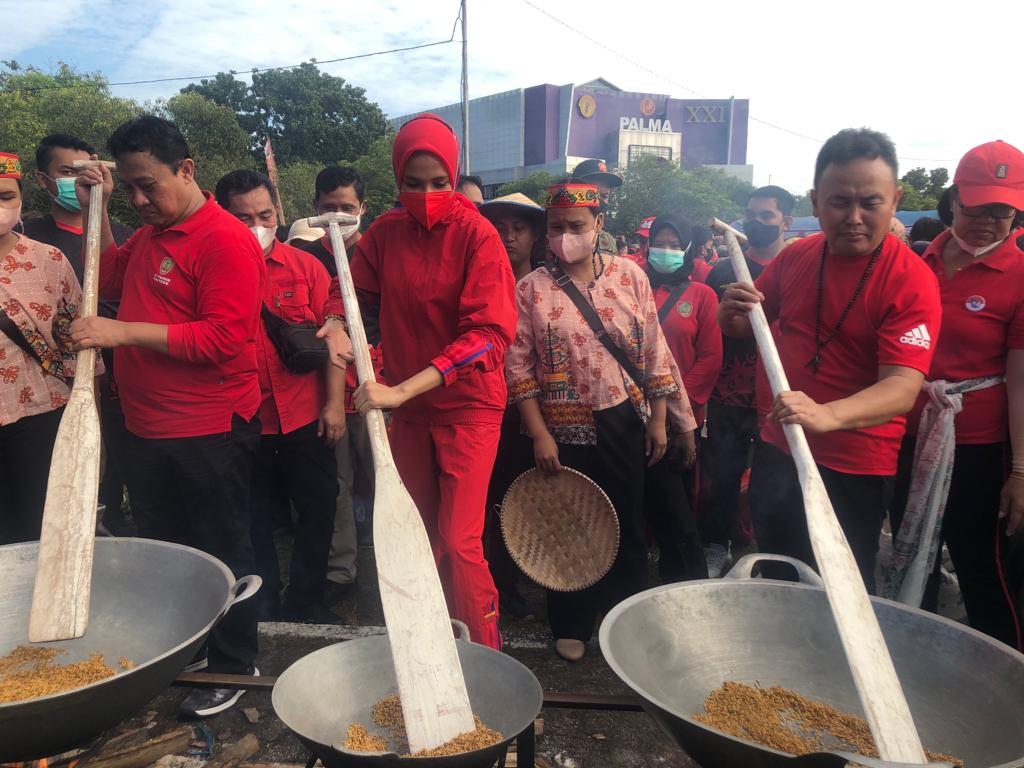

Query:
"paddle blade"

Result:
[[372, 464, 474, 753], [28, 387, 101, 642]]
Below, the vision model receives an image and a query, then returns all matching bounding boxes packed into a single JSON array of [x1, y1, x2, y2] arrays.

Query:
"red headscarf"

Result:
[[392, 113, 460, 184]]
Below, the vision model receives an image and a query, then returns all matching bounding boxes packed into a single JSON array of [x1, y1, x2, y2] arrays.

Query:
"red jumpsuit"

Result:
[[330, 195, 517, 648]]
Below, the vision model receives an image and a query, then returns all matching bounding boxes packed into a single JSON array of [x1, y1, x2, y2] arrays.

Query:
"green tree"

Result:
[[0, 62, 140, 223], [274, 161, 320, 224], [898, 166, 948, 211], [927, 167, 949, 199], [352, 132, 397, 224], [609, 156, 751, 235], [496, 172, 558, 205], [182, 62, 389, 165], [160, 92, 253, 192]]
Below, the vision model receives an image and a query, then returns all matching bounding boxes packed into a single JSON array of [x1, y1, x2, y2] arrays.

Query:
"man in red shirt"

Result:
[[719, 128, 942, 589], [71, 117, 264, 718], [703, 185, 795, 576], [215, 169, 345, 624]]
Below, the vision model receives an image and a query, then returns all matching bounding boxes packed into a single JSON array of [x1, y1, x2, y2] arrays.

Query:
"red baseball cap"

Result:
[[953, 140, 1024, 209]]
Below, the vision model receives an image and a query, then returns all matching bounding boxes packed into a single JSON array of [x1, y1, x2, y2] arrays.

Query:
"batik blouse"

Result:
[[0, 235, 98, 426], [506, 257, 696, 445]]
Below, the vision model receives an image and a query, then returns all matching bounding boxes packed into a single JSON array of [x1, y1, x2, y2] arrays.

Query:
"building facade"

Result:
[[392, 78, 751, 197]]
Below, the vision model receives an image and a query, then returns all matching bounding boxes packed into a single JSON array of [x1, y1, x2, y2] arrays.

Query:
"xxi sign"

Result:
[[685, 106, 726, 123]]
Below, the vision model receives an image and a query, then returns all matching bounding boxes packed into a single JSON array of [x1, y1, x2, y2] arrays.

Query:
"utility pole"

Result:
[[461, 0, 470, 174]]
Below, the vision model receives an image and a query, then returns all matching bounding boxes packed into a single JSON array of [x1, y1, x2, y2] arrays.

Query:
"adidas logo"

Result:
[[899, 324, 931, 348]]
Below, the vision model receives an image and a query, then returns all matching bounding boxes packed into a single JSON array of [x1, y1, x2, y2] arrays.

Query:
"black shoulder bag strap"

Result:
[[656, 281, 690, 324], [554, 269, 646, 389], [0, 307, 44, 362]]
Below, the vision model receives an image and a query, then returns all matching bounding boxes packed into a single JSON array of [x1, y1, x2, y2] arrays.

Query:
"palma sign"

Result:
[[619, 116, 674, 132]]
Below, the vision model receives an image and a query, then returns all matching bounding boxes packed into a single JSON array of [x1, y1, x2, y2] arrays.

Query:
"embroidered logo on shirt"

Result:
[[159, 257, 174, 275], [899, 324, 931, 349], [965, 295, 986, 312], [677, 301, 693, 318]]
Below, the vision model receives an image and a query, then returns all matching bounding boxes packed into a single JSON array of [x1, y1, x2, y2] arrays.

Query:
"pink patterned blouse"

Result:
[[506, 257, 696, 445], [0, 235, 99, 426]]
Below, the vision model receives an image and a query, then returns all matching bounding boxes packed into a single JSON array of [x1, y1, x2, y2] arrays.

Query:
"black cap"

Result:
[[571, 158, 623, 187]]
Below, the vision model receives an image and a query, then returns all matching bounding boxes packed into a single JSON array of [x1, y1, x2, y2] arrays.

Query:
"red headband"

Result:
[[0, 152, 21, 179], [392, 113, 460, 185], [545, 183, 601, 209]]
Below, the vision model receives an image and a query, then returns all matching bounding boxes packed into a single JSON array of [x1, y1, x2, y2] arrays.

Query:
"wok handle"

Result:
[[451, 619, 470, 642], [227, 575, 263, 607], [725, 554, 824, 587]]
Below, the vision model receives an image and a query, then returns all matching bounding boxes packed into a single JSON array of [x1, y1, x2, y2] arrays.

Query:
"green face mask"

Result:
[[45, 175, 82, 212]]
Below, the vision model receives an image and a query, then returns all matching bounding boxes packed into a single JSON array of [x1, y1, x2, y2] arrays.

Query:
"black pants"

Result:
[[703, 402, 759, 546], [0, 407, 64, 544], [547, 401, 647, 642], [250, 420, 339, 616], [749, 441, 891, 592], [98, 395, 132, 529], [644, 447, 707, 582], [891, 439, 1021, 648], [124, 413, 261, 674], [483, 414, 534, 593]]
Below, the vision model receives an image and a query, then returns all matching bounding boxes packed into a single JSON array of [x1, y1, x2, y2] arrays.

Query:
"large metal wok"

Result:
[[0, 538, 259, 760], [272, 624, 543, 768], [600, 554, 1024, 768]]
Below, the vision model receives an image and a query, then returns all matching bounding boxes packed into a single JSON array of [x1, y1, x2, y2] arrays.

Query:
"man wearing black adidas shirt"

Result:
[[703, 185, 794, 576]]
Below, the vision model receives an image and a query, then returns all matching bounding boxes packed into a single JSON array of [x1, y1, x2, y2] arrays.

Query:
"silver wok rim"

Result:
[[0, 537, 236, 710], [598, 577, 1024, 768]]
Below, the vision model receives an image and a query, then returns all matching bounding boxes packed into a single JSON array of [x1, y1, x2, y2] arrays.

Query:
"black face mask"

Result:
[[744, 219, 781, 248]]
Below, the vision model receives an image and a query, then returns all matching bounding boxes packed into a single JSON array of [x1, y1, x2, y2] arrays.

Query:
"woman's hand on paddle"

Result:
[[533, 431, 561, 475], [645, 418, 668, 466], [354, 381, 407, 413], [999, 475, 1024, 536]]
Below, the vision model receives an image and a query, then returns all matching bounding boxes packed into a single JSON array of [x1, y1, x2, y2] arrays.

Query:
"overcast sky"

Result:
[[8, 0, 1020, 193]]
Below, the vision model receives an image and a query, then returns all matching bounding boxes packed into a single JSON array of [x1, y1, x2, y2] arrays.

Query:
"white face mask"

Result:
[[250, 225, 278, 251], [337, 216, 361, 240], [950, 229, 1004, 258], [0, 205, 22, 237]]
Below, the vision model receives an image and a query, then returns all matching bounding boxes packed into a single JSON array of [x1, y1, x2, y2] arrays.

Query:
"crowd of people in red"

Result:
[[1, 113, 1021, 716]]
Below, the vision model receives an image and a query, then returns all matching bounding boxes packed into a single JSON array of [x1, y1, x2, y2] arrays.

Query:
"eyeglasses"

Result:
[[956, 197, 1017, 220]]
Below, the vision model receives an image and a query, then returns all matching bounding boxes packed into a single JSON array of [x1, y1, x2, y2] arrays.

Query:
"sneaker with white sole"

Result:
[[179, 667, 258, 718], [182, 654, 209, 673], [704, 543, 732, 579]]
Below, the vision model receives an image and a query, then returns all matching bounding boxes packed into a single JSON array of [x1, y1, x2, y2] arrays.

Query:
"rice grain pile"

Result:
[[344, 693, 503, 757], [0, 645, 118, 704], [694, 681, 961, 767]]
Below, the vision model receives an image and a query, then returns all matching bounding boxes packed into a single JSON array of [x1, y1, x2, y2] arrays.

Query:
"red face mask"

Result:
[[399, 190, 453, 230]]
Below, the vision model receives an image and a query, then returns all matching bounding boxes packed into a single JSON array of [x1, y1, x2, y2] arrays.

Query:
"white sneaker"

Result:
[[704, 544, 731, 579]]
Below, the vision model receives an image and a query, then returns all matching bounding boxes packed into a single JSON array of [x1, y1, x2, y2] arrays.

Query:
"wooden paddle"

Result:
[[28, 160, 110, 642], [709, 218, 926, 763], [308, 212, 475, 753]]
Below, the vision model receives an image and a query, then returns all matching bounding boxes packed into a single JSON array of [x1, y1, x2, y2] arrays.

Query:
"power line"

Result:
[[8, 38, 458, 93], [519, 0, 957, 165]]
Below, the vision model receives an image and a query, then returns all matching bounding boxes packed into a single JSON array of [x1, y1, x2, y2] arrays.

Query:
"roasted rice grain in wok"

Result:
[[0, 645, 122, 704], [345, 694, 503, 757], [694, 681, 962, 766]]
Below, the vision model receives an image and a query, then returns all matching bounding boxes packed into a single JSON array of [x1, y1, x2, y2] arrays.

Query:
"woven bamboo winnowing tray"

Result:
[[500, 467, 619, 592]]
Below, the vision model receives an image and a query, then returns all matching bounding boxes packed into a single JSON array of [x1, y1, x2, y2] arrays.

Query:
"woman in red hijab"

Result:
[[343, 115, 517, 648]]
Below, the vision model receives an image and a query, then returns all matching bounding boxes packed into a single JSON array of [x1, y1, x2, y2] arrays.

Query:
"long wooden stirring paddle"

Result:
[[709, 218, 926, 763], [28, 160, 112, 641], [307, 212, 475, 753]]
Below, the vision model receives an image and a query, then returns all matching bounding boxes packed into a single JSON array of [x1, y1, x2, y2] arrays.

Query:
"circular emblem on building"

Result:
[[965, 295, 986, 312], [677, 301, 693, 318], [159, 257, 175, 275], [578, 94, 596, 118], [640, 98, 656, 116]]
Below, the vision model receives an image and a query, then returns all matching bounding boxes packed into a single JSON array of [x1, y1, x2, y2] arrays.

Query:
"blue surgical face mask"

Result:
[[44, 175, 82, 212], [647, 246, 688, 273]]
